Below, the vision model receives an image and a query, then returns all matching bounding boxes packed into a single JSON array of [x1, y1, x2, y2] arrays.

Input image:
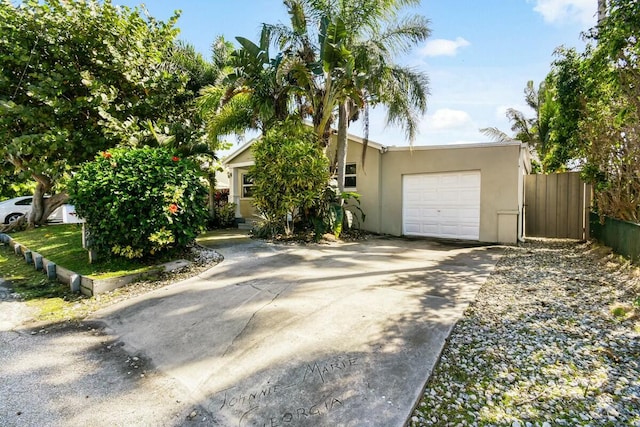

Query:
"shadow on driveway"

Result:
[[91, 234, 503, 426]]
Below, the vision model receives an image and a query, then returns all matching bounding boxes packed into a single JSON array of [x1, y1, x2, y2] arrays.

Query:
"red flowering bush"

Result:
[[69, 147, 207, 259], [208, 189, 236, 229]]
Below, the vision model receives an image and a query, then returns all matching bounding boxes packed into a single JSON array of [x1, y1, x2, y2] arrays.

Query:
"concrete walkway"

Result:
[[95, 232, 503, 426]]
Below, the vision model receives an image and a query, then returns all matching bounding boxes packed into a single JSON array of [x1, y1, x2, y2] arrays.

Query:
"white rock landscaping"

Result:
[[410, 239, 639, 427]]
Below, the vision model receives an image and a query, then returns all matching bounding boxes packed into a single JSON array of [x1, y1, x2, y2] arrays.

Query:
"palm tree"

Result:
[[195, 36, 264, 143], [201, 0, 430, 193], [273, 0, 431, 191], [481, 80, 554, 172], [198, 28, 301, 143]]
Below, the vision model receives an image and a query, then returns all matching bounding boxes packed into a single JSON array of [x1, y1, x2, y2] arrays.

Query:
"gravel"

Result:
[[410, 238, 640, 427]]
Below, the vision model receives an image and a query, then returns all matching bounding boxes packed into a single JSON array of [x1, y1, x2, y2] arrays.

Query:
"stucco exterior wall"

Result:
[[231, 166, 255, 218], [378, 143, 524, 243], [228, 136, 384, 228], [340, 140, 383, 234]]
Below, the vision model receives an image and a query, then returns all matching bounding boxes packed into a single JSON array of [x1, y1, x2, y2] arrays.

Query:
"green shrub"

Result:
[[252, 212, 286, 239], [250, 120, 329, 237], [216, 203, 237, 228], [207, 188, 237, 229], [309, 181, 366, 239], [69, 147, 207, 259]]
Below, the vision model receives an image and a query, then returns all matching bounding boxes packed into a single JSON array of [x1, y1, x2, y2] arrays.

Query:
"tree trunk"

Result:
[[336, 101, 350, 195], [27, 174, 68, 228], [28, 181, 48, 227]]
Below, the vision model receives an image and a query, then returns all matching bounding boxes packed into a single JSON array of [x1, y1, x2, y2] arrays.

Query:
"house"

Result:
[[223, 133, 531, 244]]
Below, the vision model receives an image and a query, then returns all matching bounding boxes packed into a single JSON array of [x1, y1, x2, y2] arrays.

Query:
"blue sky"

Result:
[[115, 0, 597, 148]]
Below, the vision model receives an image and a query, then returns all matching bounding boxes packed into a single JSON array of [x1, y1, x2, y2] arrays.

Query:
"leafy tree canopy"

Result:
[[496, 0, 640, 220], [201, 0, 430, 195], [579, 0, 640, 222], [249, 119, 329, 236], [0, 0, 190, 226]]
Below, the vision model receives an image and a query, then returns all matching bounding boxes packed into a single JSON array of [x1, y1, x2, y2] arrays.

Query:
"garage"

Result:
[[402, 171, 481, 240], [226, 138, 529, 244]]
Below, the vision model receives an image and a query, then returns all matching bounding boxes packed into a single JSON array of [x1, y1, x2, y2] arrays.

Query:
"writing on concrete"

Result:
[[213, 354, 360, 425], [220, 383, 286, 410], [302, 356, 358, 384], [248, 396, 344, 427]]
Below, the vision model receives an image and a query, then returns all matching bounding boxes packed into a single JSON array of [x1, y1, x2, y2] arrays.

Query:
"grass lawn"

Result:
[[0, 245, 70, 299], [0, 243, 85, 322], [2, 224, 198, 322], [9, 224, 166, 279]]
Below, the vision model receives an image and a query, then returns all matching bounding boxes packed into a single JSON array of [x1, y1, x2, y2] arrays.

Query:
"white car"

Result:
[[0, 196, 64, 224]]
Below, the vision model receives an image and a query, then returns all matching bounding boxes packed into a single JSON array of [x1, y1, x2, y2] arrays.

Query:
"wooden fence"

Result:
[[524, 172, 592, 240]]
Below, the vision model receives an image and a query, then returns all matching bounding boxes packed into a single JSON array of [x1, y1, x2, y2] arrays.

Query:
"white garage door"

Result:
[[403, 171, 481, 240]]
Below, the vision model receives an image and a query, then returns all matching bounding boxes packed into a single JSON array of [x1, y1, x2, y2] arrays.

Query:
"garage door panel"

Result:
[[422, 224, 439, 234], [405, 175, 423, 189], [405, 197, 421, 206], [405, 208, 424, 222], [403, 171, 481, 240], [458, 190, 478, 203], [422, 175, 439, 185], [459, 225, 479, 235], [438, 191, 459, 203], [421, 194, 439, 204], [421, 208, 439, 217], [439, 175, 460, 185], [440, 224, 460, 235], [438, 209, 459, 222]]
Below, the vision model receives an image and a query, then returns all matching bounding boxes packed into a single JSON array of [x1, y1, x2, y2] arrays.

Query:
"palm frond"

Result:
[[480, 127, 516, 142], [524, 80, 539, 111], [374, 15, 431, 55], [205, 93, 258, 141], [196, 85, 225, 115]]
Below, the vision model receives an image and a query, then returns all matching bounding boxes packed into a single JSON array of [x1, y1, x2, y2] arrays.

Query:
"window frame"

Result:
[[344, 163, 357, 189], [241, 173, 254, 198]]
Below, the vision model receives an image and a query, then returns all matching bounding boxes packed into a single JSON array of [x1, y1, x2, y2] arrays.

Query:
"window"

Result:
[[242, 174, 254, 198], [344, 163, 357, 188], [15, 198, 33, 206]]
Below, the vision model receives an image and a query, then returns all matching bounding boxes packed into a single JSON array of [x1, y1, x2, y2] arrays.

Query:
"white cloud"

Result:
[[494, 105, 510, 120], [420, 37, 470, 57], [532, 0, 596, 26], [425, 108, 473, 131]]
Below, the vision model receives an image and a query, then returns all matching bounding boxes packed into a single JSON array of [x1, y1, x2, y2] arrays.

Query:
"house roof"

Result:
[[385, 140, 525, 152], [222, 130, 527, 166], [222, 131, 386, 166], [221, 136, 261, 165]]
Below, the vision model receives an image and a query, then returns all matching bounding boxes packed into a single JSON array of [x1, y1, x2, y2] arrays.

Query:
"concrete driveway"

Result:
[[96, 232, 503, 426]]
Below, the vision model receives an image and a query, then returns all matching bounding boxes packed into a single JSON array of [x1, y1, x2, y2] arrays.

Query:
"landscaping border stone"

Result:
[[0, 233, 188, 297]]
